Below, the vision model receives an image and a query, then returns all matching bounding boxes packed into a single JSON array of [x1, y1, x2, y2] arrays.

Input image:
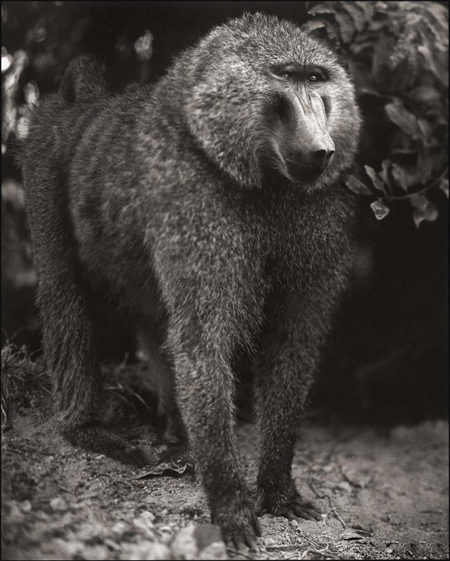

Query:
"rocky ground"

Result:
[[2, 346, 448, 560]]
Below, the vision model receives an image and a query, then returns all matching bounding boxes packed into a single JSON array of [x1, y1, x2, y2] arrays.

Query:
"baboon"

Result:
[[21, 13, 361, 547]]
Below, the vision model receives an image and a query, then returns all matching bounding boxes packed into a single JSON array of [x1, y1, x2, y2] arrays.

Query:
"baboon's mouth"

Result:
[[284, 160, 327, 184]]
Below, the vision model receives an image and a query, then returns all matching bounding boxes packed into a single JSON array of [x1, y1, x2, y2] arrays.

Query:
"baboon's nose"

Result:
[[284, 145, 335, 184], [311, 148, 335, 167]]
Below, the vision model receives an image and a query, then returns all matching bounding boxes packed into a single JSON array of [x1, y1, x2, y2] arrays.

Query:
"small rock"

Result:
[[77, 522, 107, 542], [289, 519, 299, 529], [171, 524, 226, 560], [7, 502, 24, 520], [151, 543, 173, 560], [121, 541, 171, 560], [111, 521, 129, 538], [158, 525, 175, 544], [48, 539, 83, 556], [170, 525, 199, 559], [104, 539, 121, 551], [20, 500, 32, 513], [133, 511, 156, 537], [337, 482, 352, 493], [50, 497, 68, 512], [198, 541, 227, 560], [139, 511, 156, 525], [81, 545, 110, 560]]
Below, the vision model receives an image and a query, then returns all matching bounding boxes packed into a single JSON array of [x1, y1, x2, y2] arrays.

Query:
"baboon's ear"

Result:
[[59, 55, 106, 103]]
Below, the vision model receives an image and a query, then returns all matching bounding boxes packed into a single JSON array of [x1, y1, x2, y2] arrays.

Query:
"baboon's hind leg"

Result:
[[25, 166, 149, 467]]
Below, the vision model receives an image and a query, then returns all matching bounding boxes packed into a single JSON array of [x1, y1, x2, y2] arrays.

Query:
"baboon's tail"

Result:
[[59, 54, 107, 103]]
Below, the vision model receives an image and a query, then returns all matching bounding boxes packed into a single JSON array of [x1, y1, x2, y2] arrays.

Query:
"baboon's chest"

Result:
[[255, 195, 343, 290]]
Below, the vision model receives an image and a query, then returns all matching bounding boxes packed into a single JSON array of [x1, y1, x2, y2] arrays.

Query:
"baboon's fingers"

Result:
[[292, 500, 322, 521], [222, 512, 261, 550], [228, 527, 256, 551], [261, 493, 322, 523], [291, 507, 318, 521], [288, 500, 322, 521]]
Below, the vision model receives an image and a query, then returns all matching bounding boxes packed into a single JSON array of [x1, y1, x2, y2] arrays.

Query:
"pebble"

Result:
[[111, 521, 129, 538], [20, 500, 32, 513], [121, 540, 171, 560], [50, 497, 68, 512], [171, 524, 227, 560]]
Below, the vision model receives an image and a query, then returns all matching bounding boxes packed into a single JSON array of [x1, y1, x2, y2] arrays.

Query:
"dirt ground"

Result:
[[1, 351, 448, 560]]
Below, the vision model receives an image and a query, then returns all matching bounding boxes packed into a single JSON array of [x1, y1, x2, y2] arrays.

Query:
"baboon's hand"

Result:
[[219, 509, 262, 550], [257, 486, 322, 522], [266, 497, 322, 522]]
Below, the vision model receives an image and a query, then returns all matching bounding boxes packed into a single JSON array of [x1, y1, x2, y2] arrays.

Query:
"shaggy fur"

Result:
[[21, 13, 361, 546]]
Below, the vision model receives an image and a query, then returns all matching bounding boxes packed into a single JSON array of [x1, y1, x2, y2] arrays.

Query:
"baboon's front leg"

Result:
[[254, 299, 328, 521], [167, 318, 262, 548]]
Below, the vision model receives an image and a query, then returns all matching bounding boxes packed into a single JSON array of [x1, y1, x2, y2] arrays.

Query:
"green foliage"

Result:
[[304, 1, 448, 225]]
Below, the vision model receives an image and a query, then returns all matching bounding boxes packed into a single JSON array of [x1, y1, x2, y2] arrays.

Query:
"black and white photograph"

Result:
[[1, 1, 448, 559]]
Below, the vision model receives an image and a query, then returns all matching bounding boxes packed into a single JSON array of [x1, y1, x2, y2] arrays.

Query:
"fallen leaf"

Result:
[[351, 524, 373, 535], [134, 460, 193, 479], [340, 530, 365, 541]]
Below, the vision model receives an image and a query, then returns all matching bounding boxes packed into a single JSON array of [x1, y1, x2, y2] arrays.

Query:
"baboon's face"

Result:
[[262, 63, 336, 186], [184, 14, 360, 189]]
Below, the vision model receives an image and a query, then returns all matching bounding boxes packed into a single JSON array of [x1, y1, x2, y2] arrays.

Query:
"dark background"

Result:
[[2, 1, 448, 425]]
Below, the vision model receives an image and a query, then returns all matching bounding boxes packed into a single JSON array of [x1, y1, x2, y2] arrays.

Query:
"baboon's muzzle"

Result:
[[282, 86, 335, 184]]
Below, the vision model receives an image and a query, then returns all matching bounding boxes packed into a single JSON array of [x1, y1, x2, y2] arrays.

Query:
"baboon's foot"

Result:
[[257, 485, 322, 522], [62, 423, 151, 467], [214, 504, 262, 550]]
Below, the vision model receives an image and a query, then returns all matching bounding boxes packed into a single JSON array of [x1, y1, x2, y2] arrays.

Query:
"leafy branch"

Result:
[[304, 1, 448, 225]]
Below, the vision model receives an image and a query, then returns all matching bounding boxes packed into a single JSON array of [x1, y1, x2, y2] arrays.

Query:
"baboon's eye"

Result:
[[306, 70, 326, 83], [274, 70, 298, 82], [269, 65, 301, 82], [269, 65, 327, 84], [281, 71, 295, 81]]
